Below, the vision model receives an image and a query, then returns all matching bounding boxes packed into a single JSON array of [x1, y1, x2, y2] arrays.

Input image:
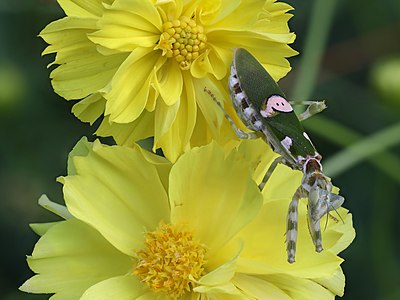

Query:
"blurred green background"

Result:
[[1, 0, 400, 299]]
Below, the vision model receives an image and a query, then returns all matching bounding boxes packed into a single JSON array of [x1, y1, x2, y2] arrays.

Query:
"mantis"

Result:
[[205, 48, 344, 263]]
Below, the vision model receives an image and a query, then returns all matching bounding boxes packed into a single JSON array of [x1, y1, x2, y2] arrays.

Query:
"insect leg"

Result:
[[259, 156, 284, 190], [286, 186, 306, 263], [307, 187, 324, 252], [204, 87, 259, 139], [289, 101, 327, 121], [307, 187, 345, 252]]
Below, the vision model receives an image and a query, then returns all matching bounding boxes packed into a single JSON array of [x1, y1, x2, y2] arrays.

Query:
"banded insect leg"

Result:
[[286, 186, 307, 263], [204, 87, 259, 139], [307, 187, 345, 252], [307, 187, 325, 252]]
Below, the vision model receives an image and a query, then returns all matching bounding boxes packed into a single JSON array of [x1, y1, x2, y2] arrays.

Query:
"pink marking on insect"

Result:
[[260, 95, 293, 117]]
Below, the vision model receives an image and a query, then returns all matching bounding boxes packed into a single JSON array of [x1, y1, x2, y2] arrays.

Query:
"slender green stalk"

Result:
[[291, 0, 340, 100], [305, 117, 400, 183], [323, 122, 400, 177]]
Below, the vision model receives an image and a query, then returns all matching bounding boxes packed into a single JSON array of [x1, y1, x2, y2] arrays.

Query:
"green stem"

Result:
[[323, 121, 400, 177], [291, 0, 340, 100], [305, 117, 400, 183]]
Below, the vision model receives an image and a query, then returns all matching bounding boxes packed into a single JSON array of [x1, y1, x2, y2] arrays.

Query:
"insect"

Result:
[[205, 48, 344, 263]]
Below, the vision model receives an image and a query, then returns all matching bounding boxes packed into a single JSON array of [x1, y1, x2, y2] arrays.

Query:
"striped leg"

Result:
[[307, 208, 323, 253], [307, 187, 345, 252], [286, 186, 306, 263], [307, 187, 325, 252], [204, 87, 259, 139]]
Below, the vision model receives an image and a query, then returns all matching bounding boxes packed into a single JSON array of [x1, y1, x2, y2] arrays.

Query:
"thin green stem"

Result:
[[323, 122, 400, 177], [305, 116, 400, 183], [291, 0, 340, 100]]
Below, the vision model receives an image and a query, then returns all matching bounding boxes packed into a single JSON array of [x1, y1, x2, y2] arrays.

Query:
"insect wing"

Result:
[[233, 48, 316, 160]]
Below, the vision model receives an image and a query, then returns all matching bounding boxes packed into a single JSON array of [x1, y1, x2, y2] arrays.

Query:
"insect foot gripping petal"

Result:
[[286, 186, 306, 263]]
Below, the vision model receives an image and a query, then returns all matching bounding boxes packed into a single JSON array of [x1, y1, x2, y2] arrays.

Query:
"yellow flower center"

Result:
[[156, 16, 207, 70], [133, 223, 206, 298]]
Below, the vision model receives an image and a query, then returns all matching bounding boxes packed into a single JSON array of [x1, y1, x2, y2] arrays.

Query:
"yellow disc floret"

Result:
[[134, 222, 206, 298], [156, 16, 207, 70]]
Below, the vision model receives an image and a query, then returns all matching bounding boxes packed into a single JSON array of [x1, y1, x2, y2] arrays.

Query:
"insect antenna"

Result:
[[204, 87, 243, 136]]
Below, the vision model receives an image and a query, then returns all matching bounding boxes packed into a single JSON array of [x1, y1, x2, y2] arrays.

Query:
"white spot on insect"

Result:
[[229, 74, 239, 88], [288, 211, 297, 220], [281, 136, 293, 151], [303, 132, 311, 141], [260, 95, 293, 117], [235, 92, 245, 100], [254, 120, 263, 130], [286, 229, 297, 240], [243, 107, 256, 118], [230, 63, 237, 74]]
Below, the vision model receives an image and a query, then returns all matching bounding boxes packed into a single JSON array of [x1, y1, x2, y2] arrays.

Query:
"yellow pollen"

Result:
[[156, 16, 207, 70], [133, 223, 206, 298]]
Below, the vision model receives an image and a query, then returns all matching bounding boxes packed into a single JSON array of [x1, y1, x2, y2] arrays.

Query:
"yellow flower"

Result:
[[20, 139, 354, 299], [40, 0, 297, 162]]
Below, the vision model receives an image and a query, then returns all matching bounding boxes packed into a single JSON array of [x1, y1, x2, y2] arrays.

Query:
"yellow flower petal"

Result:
[[58, 0, 108, 17], [197, 242, 242, 287], [200, 0, 264, 29], [51, 51, 125, 100], [89, 4, 161, 51], [233, 274, 291, 300], [259, 273, 336, 300], [192, 76, 226, 138], [207, 30, 296, 81], [104, 48, 163, 123], [319, 208, 356, 255], [235, 199, 345, 278], [38, 194, 73, 219], [80, 275, 148, 300], [72, 93, 106, 124], [190, 49, 226, 80], [40, 17, 97, 62], [29, 222, 58, 237], [169, 142, 263, 256], [20, 219, 131, 299], [96, 112, 155, 147], [235, 139, 278, 184], [154, 73, 197, 162], [154, 59, 183, 105], [262, 164, 302, 202], [314, 268, 345, 297], [60, 140, 170, 256]]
